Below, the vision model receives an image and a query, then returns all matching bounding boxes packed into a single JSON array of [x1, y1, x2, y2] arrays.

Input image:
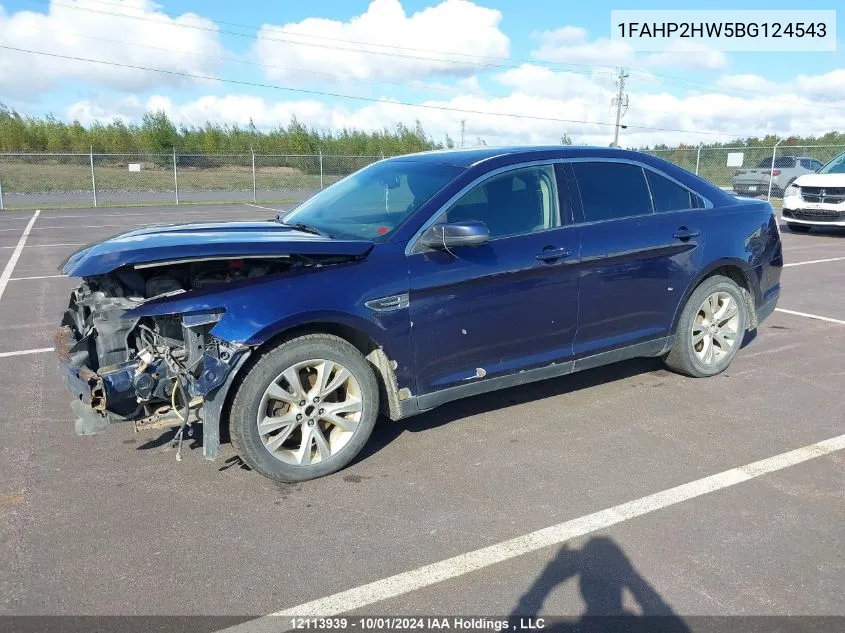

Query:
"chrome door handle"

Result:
[[673, 227, 700, 240], [535, 247, 571, 262]]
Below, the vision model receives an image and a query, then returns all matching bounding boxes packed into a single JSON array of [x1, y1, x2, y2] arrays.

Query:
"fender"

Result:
[[669, 257, 759, 336]]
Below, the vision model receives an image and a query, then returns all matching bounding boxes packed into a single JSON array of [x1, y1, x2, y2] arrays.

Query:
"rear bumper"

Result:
[[756, 290, 779, 326]]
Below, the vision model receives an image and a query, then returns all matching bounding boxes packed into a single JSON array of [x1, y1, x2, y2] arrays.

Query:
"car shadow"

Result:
[[508, 537, 690, 632], [354, 356, 667, 465]]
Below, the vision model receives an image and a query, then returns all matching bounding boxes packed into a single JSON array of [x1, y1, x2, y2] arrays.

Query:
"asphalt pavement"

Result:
[[0, 205, 843, 627]]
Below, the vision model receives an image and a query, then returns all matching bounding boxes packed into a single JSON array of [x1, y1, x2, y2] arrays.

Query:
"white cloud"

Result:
[[253, 0, 509, 83], [531, 25, 729, 72], [531, 26, 636, 68], [718, 70, 845, 102], [646, 40, 729, 71], [64, 72, 845, 151], [0, 0, 223, 99]]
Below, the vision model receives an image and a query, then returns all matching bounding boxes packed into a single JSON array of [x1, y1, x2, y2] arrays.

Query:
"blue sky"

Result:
[[0, 0, 843, 146]]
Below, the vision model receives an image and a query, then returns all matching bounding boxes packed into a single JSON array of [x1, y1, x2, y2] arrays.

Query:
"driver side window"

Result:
[[441, 165, 560, 239]]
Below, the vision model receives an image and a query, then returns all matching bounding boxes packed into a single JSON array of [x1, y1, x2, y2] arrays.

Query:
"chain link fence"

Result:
[[2, 146, 844, 210], [0, 151, 384, 210], [642, 144, 845, 200]]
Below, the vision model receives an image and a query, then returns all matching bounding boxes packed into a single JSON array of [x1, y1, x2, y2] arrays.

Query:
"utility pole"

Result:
[[611, 67, 629, 147], [460, 119, 466, 148]]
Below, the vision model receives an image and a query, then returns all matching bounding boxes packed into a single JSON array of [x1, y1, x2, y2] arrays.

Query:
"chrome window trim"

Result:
[[405, 156, 713, 254], [405, 159, 561, 256]]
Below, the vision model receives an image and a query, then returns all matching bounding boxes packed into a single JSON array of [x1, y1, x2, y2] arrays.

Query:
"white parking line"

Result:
[[0, 222, 162, 232], [0, 347, 54, 359], [0, 243, 83, 250], [775, 308, 845, 326], [221, 433, 845, 625], [784, 256, 845, 267], [0, 207, 265, 222], [9, 274, 68, 281], [244, 203, 284, 212], [0, 210, 40, 303]]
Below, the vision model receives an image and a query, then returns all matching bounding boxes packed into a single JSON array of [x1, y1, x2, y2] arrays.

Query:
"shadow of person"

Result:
[[510, 538, 690, 633]]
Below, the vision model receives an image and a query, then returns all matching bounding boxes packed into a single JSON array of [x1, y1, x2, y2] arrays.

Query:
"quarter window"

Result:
[[646, 170, 703, 212], [442, 165, 559, 239], [572, 162, 652, 222]]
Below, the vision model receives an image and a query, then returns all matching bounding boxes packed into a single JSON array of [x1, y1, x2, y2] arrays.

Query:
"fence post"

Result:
[[767, 139, 783, 202], [251, 149, 257, 202], [319, 150, 323, 189], [695, 144, 702, 176], [173, 148, 179, 205], [90, 146, 97, 207], [0, 177, 4, 211]]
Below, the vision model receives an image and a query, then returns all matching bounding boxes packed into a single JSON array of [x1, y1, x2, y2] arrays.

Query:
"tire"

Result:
[[664, 275, 748, 378], [787, 223, 811, 233], [229, 334, 379, 483]]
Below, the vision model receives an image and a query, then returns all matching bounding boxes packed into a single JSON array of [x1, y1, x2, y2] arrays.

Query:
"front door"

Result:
[[407, 164, 581, 395]]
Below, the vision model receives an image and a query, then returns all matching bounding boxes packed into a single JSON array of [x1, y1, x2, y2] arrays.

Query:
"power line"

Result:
[[32, 0, 623, 74], [36, 0, 845, 114], [19, 26, 495, 99], [0, 45, 741, 137], [33, 0, 615, 78]]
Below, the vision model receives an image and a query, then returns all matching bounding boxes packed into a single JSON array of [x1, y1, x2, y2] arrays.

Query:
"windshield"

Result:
[[282, 160, 464, 239], [819, 152, 845, 174]]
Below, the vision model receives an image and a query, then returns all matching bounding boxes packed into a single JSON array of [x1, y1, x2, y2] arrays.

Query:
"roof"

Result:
[[388, 145, 619, 167]]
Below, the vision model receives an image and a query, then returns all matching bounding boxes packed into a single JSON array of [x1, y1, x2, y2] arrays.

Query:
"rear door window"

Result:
[[572, 162, 652, 222], [646, 170, 704, 212]]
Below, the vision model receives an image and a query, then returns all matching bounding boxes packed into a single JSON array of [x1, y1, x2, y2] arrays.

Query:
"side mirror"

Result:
[[420, 221, 489, 250]]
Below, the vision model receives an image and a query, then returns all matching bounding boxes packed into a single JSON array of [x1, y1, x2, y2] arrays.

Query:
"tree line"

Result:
[[1, 103, 843, 155], [0, 105, 451, 155]]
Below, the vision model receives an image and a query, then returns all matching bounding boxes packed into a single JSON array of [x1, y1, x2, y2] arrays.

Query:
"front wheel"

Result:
[[229, 334, 379, 482], [664, 276, 747, 378]]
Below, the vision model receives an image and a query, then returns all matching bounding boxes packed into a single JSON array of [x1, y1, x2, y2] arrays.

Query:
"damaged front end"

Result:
[[55, 259, 292, 460], [56, 220, 376, 461]]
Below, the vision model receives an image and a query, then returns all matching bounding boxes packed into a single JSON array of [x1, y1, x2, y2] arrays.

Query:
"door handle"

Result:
[[673, 227, 700, 240], [535, 247, 571, 262]]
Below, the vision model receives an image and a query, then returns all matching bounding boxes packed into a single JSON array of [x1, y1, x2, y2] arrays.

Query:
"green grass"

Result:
[[0, 161, 346, 194]]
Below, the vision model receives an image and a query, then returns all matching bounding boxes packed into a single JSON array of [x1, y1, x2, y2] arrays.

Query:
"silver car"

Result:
[[733, 156, 823, 197]]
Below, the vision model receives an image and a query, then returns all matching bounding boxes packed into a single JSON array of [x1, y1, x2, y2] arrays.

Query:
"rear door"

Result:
[[570, 160, 706, 358], [407, 163, 581, 395]]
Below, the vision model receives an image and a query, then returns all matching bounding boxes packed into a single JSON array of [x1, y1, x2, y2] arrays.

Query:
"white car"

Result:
[[782, 152, 845, 232]]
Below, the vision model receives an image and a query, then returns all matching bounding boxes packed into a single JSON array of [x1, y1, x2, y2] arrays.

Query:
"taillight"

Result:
[[771, 169, 781, 176]]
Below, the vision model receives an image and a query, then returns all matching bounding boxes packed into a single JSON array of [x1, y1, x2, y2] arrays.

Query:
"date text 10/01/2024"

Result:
[[288, 617, 547, 631]]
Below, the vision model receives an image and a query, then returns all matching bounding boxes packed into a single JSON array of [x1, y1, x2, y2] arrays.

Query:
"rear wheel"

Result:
[[229, 334, 379, 482], [787, 223, 811, 233], [664, 276, 747, 378]]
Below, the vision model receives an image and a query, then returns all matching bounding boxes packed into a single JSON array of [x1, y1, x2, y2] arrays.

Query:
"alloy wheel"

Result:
[[256, 359, 363, 465], [691, 291, 741, 365]]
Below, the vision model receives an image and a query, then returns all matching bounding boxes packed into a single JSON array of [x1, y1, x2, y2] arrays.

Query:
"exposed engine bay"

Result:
[[55, 256, 313, 458]]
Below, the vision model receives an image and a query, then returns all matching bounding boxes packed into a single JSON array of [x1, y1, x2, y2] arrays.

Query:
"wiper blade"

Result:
[[283, 222, 332, 238]]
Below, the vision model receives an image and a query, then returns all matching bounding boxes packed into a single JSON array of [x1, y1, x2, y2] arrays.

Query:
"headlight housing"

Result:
[[784, 183, 801, 198]]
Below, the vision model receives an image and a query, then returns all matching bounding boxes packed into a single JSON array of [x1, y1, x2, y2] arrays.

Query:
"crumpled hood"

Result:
[[61, 221, 374, 277]]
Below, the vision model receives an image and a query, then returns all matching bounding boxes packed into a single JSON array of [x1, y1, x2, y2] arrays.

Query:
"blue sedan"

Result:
[[57, 146, 783, 482]]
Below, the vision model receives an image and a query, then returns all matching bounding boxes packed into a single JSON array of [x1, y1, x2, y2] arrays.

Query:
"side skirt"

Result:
[[404, 336, 672, 415]]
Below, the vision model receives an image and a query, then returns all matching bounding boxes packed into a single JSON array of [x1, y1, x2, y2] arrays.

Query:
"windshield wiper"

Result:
[[283, 222, 333, 238]]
